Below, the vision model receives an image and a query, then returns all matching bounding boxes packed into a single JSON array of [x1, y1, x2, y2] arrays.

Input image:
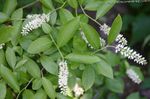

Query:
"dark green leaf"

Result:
[[32, 78, 42, 90], [40, 56, 58, 75], [5, 47, 16, 69], [0, 49, 6, 66], [127, 92, 140, 99], [80, 22, 100, 49], [22, 89, 34, 99], [108, 15, 122, 44], [40, 0, 54, 10], [42, 77, 56, 99], [82, 66, 95, 90], [67, 0, 78, 9], [27, 36, 52, 54], [0, 65, 20, 92], [66, 53, 100, 64], [33, 89, 47, 99], [106, 78, 124, 93], [57, 17, 80, 47]]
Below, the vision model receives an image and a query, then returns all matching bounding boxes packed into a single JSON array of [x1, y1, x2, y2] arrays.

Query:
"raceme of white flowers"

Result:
[[58, 60, 69, 95], [21, 13, 50, 36], [0, 43, 5, 49], [73, 83, 84, 97], [80, 31, 106, 49], [126, 68, 142, 84], [100, 24, 147, 65]]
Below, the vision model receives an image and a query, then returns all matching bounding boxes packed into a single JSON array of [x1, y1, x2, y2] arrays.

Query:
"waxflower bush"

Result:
[[0, 0, 148, 99]]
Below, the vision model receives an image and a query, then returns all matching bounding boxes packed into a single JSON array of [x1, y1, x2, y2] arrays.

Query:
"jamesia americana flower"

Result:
[[126, 68, 142, 84], [73, 83, 84, 97], [58, 60, 69, 95], [21, 13, 50, 36], [100, 24, 147, 65]]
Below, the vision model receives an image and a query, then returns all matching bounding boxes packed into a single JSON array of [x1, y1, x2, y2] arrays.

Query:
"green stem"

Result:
[[79, 4, 102, 27], [16, 78, 34, 99], [49, 33, 64, 60], [22, 0, 39, 9]]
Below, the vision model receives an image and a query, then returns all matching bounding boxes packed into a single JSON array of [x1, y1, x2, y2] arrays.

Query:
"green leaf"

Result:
[[66, 53, 100, 64], [82, 66, 95, 91], [108, 15, 122, 44], [127, 92, 140, 99], [96, 0, 116, 19], [67, 0, 78, 9], [59, 8, 74, 24], [85, 1, 101, 11], [42, 77, 56, 99], [27, 36, 52, 54], [40, 56, 58, 75], [24, 57, 41, 78], [0, 12, 9, 23], [0, 49, 6, 66], [11, 8, 23, 25], [49, 10, 57, 25], [95, 59, 113, 79], [0, 65, 20, 92], [22, 89, 34, 99], [0, 82, 6, 99], [15, 58, 27, 70], [32, 78, 42, 90], [40, 0, 54, 10], [106, 78, 124, 93], [5, 47, 16, 69], [33, 89, 47, 99], [42, 23, 52, 34], [57, 17, 80, 47], [3, 0, 17, 16], [79, 14, 89, 23], [0, 26, 16, 44], [80, 22, 100, 49]]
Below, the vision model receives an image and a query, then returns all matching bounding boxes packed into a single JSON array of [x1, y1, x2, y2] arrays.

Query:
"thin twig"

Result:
[[22, 0, 39, 9]]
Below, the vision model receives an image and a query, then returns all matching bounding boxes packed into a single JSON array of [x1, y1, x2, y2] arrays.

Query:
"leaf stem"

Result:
[[79, 4, 102, 27], [22, 0, 40, 9], [16, 78, 34, 99]]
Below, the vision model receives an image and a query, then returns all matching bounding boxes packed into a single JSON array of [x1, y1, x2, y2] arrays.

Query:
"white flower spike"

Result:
[[0, 43, 5, 49], [58, 60, 69, 95]]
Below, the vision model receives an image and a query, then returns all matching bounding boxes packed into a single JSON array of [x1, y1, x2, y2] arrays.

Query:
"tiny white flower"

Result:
[[73, 83, 84, 97], [100, 24, 111, 35], [58, 60, 69, 95], [126, 68, 142, 84]]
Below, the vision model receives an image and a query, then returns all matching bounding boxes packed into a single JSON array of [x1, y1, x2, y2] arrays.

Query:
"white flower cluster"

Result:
[[80, 31, 106, 49], [21, 13, 50, 36], [0, 43, 5, 49], [126, 68, 142, 84], [100, 24, 147, 65], [73, 83, 84, 97], [58, 60, 69, 95]]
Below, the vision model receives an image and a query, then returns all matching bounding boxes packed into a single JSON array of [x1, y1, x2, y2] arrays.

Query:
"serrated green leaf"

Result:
[[108, 15, 122, 44], [27, 36, 52, 54], [82, 66, 95, 91], [40, 56, 58, 75], [80, 22, 100, 49], [0, 12, 9, 23], [95, 59, 113, 79], [24, 57, 41, 78], [59, 8, 74, 24], [0, 81, 6, 99], [42, 77, 56, 99], [22, 89, 34, 99], [96, 0, 116, 19], [0, 65, 20, 92], [57, 17, 80, 47], [66, 53, 100, 64], [5, 47, 16, 69], [106, 78, 124, 93], [32, 78, 42, 90], [3, 0, 17, 16], [67, 0, 78, 9]]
